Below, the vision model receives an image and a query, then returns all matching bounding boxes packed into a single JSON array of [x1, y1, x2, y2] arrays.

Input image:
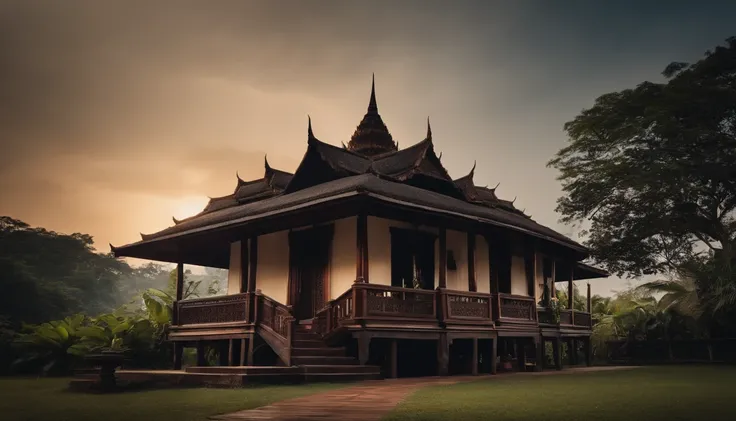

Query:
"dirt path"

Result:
[[209, 366, 637, 421]]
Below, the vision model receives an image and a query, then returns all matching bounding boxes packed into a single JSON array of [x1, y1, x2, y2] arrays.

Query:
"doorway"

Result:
[[288, 225, 332, 321]]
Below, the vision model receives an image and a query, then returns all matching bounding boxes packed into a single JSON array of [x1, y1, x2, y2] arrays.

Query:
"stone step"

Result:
[[185, 366, 300, 375], [293, 339, 325, 348], [291, 347, 347, 357], [303, 372, 383, 382], [300, 364, 381, 374], [291, 356, 358, 365]]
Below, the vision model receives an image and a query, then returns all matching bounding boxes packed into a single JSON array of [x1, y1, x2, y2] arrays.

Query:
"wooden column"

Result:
[[525, 240, 536, 298], [248, 237, 258, 292], [553, 337, 562, 370], [196, 341, 206, 366], [239, 240, 249, 293], [587, 283, 592, 313], [467, 234, 477, 292], [550, 260, 557, 298], [357, 334, 371, 365], [471, 338, 479, 375], [438, 228, 447, 288], [239, 339, 246, 366], [534, 337, 543, 372], [568, 265, 574, 310], [356, 214, 369, 283], [516, 339, 526, 371], [173, 263, 184, 325], [247, 337, 254, 366], [389, 339, 398, 379], [568, 339, 577, 366], [227, 339, 234, 367], [437, 333, 449, 376], [173, 343, 183, 370], [490, 337, 498, 374], [487, 235, 500, 319]]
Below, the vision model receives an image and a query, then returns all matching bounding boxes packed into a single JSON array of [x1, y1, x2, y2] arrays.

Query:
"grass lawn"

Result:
[[0, 377, 343, 421], [385, 366, 736, 421]]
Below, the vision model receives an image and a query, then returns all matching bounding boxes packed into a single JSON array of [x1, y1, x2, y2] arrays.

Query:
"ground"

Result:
[[2, 366, 735, 421], [0, 378, 341, 421], [386, 366, 736, 421]]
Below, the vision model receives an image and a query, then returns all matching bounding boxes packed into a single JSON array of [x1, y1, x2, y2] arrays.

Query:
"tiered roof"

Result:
[[114, 77, 589, 260]]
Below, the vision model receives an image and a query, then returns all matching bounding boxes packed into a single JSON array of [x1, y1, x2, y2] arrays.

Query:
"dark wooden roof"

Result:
[[115, 79, 600, 273], [116, 173, 587, 255]]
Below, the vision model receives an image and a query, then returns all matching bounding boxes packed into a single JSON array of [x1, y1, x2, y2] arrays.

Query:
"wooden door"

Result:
[[289, 226, 332, 321]]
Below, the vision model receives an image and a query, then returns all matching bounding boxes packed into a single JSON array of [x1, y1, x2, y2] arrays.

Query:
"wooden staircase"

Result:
[[290, 322, 382, 382]]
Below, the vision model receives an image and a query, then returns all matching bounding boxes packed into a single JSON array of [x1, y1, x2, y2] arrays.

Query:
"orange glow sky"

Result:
[[1, 1, 734, 295]]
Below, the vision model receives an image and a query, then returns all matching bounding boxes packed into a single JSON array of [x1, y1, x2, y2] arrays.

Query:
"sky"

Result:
[[1, 0, 734, 296]]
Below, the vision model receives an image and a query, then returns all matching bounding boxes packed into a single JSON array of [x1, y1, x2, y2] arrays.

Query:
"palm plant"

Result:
[[11, 314, 95, 375]]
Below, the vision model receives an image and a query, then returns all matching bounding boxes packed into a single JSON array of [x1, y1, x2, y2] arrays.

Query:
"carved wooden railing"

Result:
[[176, 293, 249, 325], [496, 293, 537, 322], [438, 289, 493, 324], [572, 310, 592, 328], [354, 283, 437, 321], [255, 292, 294, 365], [536, 307, 557, 325], [559, 309, 573, 325]]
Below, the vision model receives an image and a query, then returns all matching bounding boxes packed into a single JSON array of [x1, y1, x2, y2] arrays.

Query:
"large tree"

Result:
[[549, 37, 736, 279]]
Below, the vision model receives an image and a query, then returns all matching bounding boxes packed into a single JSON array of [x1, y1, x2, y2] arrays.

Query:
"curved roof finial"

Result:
[[492, 182, 500, 190], [109, 243, 117, 253], [172, 216, 181, 225], [426, 116, 432, 140], [438, 152, 442, 160], [307, 115, 314, 138], [470, 160, 476, 177], [368, 73, 377, 114], [512, 196, 517, 204], [264, 154, 272, 171]]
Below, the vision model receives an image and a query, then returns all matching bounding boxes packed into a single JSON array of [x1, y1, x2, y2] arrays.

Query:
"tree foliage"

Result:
[[549, 37, 736, 277]]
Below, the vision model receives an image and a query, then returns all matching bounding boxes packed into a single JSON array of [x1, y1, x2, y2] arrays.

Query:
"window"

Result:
[[390, 228, 436, 289]]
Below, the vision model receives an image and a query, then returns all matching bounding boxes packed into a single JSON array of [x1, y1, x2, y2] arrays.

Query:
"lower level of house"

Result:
[[168, 284, 593, 379]]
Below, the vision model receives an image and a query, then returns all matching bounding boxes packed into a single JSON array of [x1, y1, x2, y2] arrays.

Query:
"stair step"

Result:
[[293, 333, 320, 341], [300, 364, 381, 374], [293, 339, 325, 347], [291, 356, 358, 365], [291, 347, 347, 357], [185, 366, 300, 375], [303, 372, 383, 382]]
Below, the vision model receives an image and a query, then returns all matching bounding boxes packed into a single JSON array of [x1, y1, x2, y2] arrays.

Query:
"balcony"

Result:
[[175, 293, 250, 325], [537, 307, 592, 329]]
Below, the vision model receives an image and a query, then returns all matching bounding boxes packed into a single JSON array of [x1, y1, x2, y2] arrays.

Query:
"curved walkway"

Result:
[[210, 366, 635, 421]]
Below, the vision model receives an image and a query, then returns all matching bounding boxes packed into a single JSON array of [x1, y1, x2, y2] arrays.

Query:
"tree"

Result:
[[548, 37, 736, 278]]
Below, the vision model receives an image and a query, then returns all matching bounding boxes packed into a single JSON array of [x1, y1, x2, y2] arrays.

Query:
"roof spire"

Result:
[[368, 73, 377, 114], [426, 117, 432, 140], [265, 155, 272, 171], [307, 115, 314, 138]]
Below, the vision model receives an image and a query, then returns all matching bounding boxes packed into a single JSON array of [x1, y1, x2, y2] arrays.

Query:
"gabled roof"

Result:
[[115, 173, 586, 254]]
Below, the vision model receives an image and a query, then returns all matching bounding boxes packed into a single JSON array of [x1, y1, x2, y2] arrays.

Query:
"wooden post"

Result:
[[472, 338, 479, 375], [239, 240, 249, 293], [439, 228, 447, 288], [568, 339, 577, 366], [550, 260, 556, 299], [487, 235, 500, 319], [490, 337, 498, 374], [468, 234, 477, 292], [587, 283, 592, 314], [173, 263, 184, 325], [173, 343, 183, 370], [357, 333, 371, 365], [196, 341, 206, 366], [389, 339, 398, 379], [568, 265, 574, 310], [227, 339, 234, 366], [437, 333, 449, 376], [553, 337, 562, 370], [239, 339, 246, 366], [356, 214, 369, 283], [525, 239, 536, 298], [248, 237, 258, 292], [247, 337, 254, 366], [535, 337, 543, 372], [517, 339, 526, 371]]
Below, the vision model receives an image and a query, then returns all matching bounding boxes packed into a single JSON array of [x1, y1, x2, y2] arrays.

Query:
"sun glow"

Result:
[[172, 196, 209, 220]]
